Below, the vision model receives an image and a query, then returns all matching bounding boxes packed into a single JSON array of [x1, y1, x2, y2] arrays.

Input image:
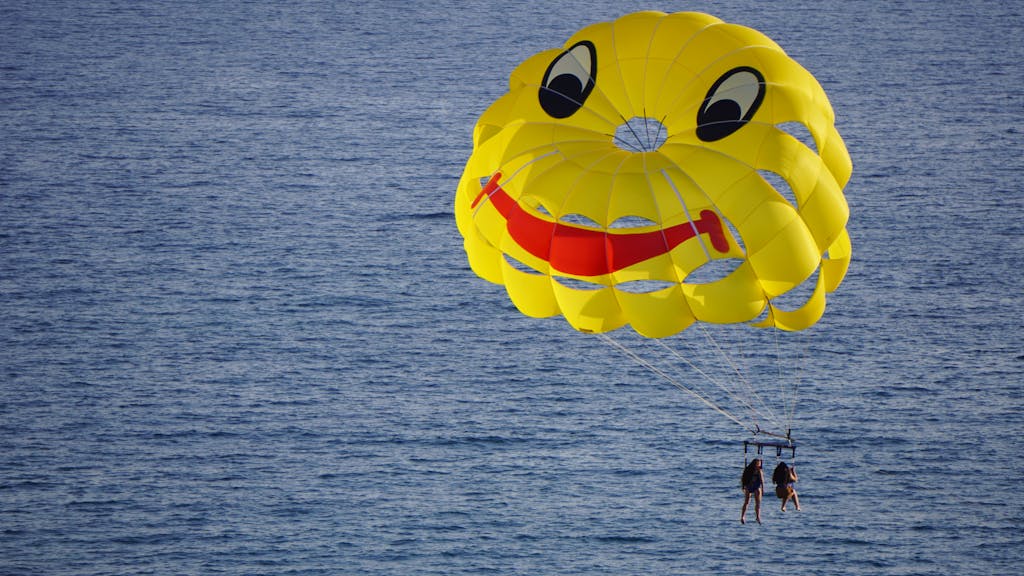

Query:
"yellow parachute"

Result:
[[456, 11, 851, 340]]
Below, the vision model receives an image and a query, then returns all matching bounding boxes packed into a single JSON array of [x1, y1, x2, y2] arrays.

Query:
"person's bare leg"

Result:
[[754, 491, 762, 524], [741, 491, 750, 524], [792, 491, 800, 511]]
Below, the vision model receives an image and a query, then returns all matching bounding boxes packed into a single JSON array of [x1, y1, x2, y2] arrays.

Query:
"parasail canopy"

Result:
[[456, 10, 852, 339]]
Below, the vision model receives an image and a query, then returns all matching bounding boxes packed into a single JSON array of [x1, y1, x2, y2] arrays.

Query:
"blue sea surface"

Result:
[[2, 1, 1022, 574]]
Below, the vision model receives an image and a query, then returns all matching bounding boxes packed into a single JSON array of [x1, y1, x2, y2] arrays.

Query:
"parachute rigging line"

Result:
[[697, 323, 782, 428], [661, 327, 787, 435], [652, 338, 764, 425], [772, 326, 793, 434], [614, 115, 646, 153], [597, 332, 757, 435]]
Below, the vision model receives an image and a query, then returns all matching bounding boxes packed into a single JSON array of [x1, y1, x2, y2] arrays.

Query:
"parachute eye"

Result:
[[539, 41, 597, 119], [697, 67, 765, 142]]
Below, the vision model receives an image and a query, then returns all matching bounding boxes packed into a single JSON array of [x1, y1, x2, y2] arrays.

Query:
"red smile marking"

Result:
[[473, 172, 730, 277]]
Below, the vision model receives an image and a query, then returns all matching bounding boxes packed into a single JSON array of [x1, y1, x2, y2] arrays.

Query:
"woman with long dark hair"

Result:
[[772, 462, 801, 512], [740, 458, 764, 524]]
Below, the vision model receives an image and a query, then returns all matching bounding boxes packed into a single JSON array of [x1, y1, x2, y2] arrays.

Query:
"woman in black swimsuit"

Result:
[[740, 458, 764, 524]]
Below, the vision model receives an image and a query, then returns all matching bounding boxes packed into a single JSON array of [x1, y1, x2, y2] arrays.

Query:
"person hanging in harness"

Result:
[[740, 458, 764, 524], [772, 461, 801, 512]]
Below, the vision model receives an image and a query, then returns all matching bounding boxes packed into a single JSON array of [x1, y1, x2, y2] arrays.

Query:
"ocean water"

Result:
[[2, 1, 1022, 574]]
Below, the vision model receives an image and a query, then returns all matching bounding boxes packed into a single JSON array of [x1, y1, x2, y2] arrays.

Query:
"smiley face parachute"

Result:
[[455, 11, 851, 440]]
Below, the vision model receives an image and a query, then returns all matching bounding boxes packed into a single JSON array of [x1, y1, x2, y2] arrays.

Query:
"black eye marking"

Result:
[[539, 41, 597, 119], [696, 67, 766, 142]]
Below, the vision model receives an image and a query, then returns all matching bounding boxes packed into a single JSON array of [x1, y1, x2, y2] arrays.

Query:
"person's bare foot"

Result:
[[740, 516, 746, 524]]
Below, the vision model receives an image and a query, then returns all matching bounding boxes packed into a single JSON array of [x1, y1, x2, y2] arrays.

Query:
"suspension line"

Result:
[[597, 333, 757, 435]]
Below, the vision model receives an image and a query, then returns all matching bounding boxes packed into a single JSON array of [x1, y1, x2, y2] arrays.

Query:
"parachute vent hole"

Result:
[[723, 215, 746, 253], [684, 258, 745, 284], [503, 253, 545, 276], [777, 121, 818, 154], [771, 267, 820, 312], [759, 170, 800, 210], [559, 213, 602, 228], [609, 215, 658, 229], [614, 117, 668, 152], [615, 280, 677, 294], [554, 276, 604, 291], [748, 303, 772, 326], [519, 194, 554, 219]]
